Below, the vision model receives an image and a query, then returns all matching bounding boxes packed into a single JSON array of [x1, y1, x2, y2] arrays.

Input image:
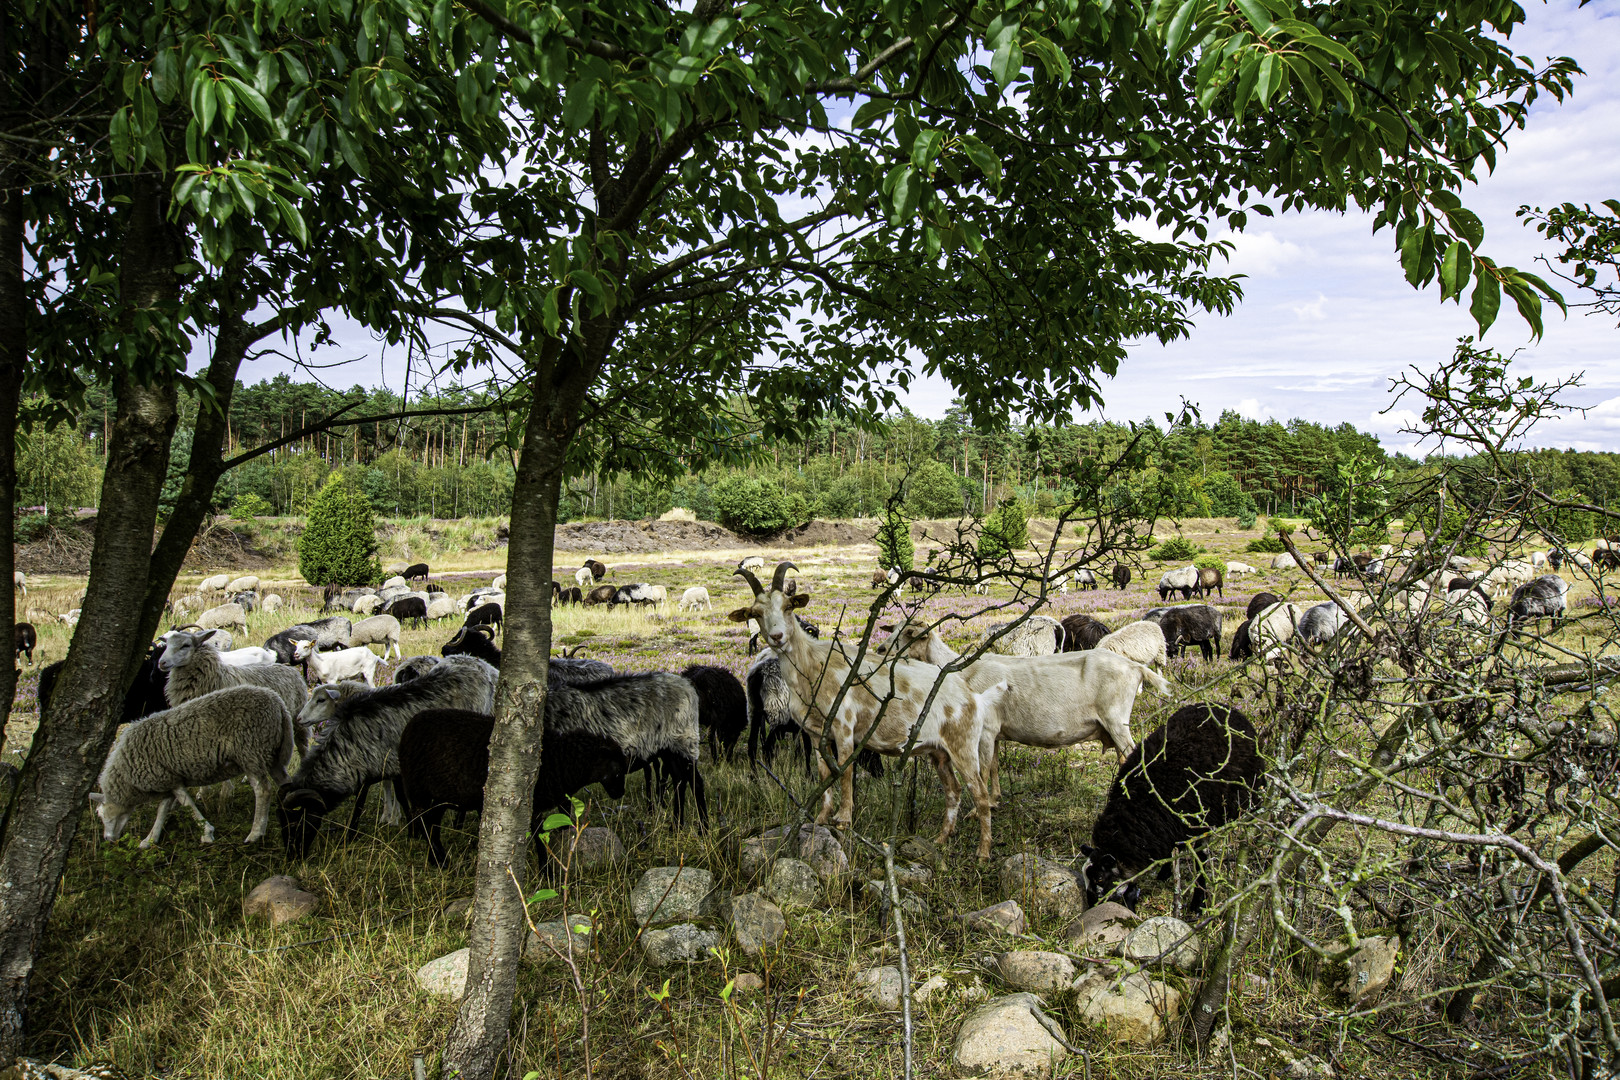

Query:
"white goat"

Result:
[[574, 566, 595, 589], [1095, 621, 1168, 668], [293, 640, 383, 687]]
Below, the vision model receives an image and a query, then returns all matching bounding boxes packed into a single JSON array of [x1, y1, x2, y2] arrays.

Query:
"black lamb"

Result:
[[404, 562, 430, 582], [1060, 613, 1110, 652], [1245, 591, 1281, 620], [1079, 702, 1262, 914], [1111, 565, 1131, 590], [682, 663, 748, 762], [1157, 604, 1223, 661], [385, 596, 428, 630], [15, 622, 36, 665], [1228, 617, 1253, 660]]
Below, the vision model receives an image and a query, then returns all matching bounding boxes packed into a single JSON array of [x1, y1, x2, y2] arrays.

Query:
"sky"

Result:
[[238, 2, 1620, 453]]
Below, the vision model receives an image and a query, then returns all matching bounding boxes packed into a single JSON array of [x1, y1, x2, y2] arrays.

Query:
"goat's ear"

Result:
[[726, 608, 752, 623], [789, 593, 810, 609], [198, 629, 216, 642]]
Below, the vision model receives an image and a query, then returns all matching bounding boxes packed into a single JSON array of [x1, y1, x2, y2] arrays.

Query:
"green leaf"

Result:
[[1443, 206, 1485, 250], [910, 129, 943, 171], [963, 141, 1002, 189], [990, 35, 1023, 89], [562, 79, 599, 130], [852, 98, 892, 129], [541, 812, 574, 831], [1164, 0, 1198, 57], [1514, 269, 1567, 314], [226, 76, 272, 123], [197, 78, 218, 133], [1233, 0, 1272, 33], [1470, 269, 1501, 335], [1439, 240, 1470, 301], [1233, 55, 1260, 118], [1503, 277, 1543, 338], [1254, 53, 1279, 106], [1399, 225, 1426, 287]]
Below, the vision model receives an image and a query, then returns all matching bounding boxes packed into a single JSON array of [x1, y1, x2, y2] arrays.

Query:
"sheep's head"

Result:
[[157, 629, 218, 671], [1076, 845, 1139, 910], [297, 684, 344, 728], [727, 562, 808, 649], [277, 785, 329, 857], [87, 791, 131, 842]]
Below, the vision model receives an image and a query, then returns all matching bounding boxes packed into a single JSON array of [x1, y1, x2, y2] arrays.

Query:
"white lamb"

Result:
[[425, 594, 457, 621], [226, 574, 260, 594], [198, 573, 232, 594], [348, 614, 402, 660], [89, 685, 294, 847], [1095, 621, 1167, 667], [382, 575, 408, 591], [1249, 602, 1303, 659], [1225, 561, 1256, 576], [293, 640, 383, 687], [492, 573, 507, 591], [679, 586, 712, 612], [354, 594, 384, 616], [574, 566, 595, 589], [261, 594, 283, 613]]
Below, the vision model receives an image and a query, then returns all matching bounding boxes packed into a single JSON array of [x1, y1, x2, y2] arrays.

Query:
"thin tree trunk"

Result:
[[0, 151, 26, 749], [0, 176, 181, 1064]]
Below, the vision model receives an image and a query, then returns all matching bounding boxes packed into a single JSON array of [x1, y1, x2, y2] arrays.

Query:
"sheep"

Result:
[[1485, 559, 1539, 596], [261, 594, 283, 613], [1194, 566, 1224, 599], [89, 685, 295, 847], [159, 628, 309, 724], [1312, 551, 1330, 566], [1073, 568, 1098, 591], [1246, 591, 1281, 620], [1156, 566, 1198, 601], [217, 645, 278, 667], [265, 617, 352, 666], [442, 623, 503, 667], [1297, 602, 1349, 646], [12, 571, 24, 596], [1111, 565, 1131, 590], [1096, 621, 1168, 668], [682, 664, 747, 763], [1060, 614, 1110, 652], [382, 575, 408, 591], [162, 625, 233, 652], [1225, 562, 1256, 576], [38, 644, 171, 725], [738, 555, 766, 573], [347, 614, 402, 660], [585, 584, 617, 605], [1228, 618, 1253, 660], [1331, 555, 1355, 578], [386, 595, 429, 629], [1270, 554, 1298, 570], [1248, 602, 1302, 659], [1596, 549, 1620, 572], [231, 591, 258, 613], [550, 656, 615, 683], [404, 562, 430, 582], [15, 622, 36, 666], [870, 567, 898, 589], [983, 614, 1063, 656], [612, 583, 666, 609], [1157, 604, 1223, 660], [563, 586, 584, 605], [425, 594, 457, 621], [1445, 588, 1492, 626], [457, 587, 501, 612], [585, 559, 608, 581], [226, 575, 260, 595], [294, 641, 383, 687], [379, 585, 410, 604], [1530, 550, 1548, 567], [198, 573, 232, 593], [393, 655, 442, 683], [1509, 574, 1569, 630], [574, 565, 595, 589], [678, 586, 712, 612], [59, 609, 81, 628], [278, 654, 499, 855], [196, 602, 247, 635], [492, 574, 507, 591], [464, 600, 503, 636], [730, 563, 1008, 857], [1078, 702, 1262, 914]]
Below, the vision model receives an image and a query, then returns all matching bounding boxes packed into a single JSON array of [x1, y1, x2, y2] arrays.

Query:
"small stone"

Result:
[[1121, 916, 1202, 971], [1064, 901, 1138, 953], [728, 893, 787, 957], [860, 879, 930, 918], [854, 965, 905, 1010], [1334, 935, 1400, 1002], [898, 835, 943, 866], [443, 896, 474, 921], [640, 923, 721, 966], [951, 992, 1069, 1078], [764, 858, 822, 910], [1072, 969, 1184, 1046], [1288, 1054, 1336, 1079], [913, 974, 950, 1004], [630, 867, 717, 926], [740, 824, 849, 881], [893, 862, 933, 887], [550, 826, 625, 874], [733, 972, 765, 993], [993, 951, 1077, 996], [415, 948, 469, 1000], [999, 853, 1083, 920], [242, 875, 319, 927], [526, 914, 595, 962], [962, 899, 1026, 936]]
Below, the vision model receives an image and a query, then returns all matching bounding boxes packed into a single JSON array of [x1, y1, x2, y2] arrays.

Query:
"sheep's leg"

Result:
[[346, 781, 372, 835], [244, 773, 271, 843], [380, 779, 403, 825], [425, 807, 449, 868], [170, 787, 216, 845], [140, 797, 176, 848]]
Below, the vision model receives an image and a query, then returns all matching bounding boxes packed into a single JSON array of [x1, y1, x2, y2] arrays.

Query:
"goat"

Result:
[[1095, 621, 1167, 668], [293, 641, 383, 687], [1060, 614, 1110, 652], [1111, 565, 1131, 590], [15, 622, 36, 666], [265, 618, 352, 666]]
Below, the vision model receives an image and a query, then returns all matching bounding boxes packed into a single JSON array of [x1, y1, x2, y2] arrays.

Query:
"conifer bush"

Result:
[[299, 472, 382, 587]]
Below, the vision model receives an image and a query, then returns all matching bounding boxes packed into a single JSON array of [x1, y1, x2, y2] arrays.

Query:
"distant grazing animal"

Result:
[[198, 574, 232, 594], [1297, 602, 1349, 647], [385, 595, 429, 630], [1079, 703, 1262, 914], [612, 584, 666, 609], [225, 575, 259, 595], [1228, 618, 1253, 660], [1225, 562, 1256, 576], [1111, 565, 1131, 590], [196, 602, 247, 635], [261, 594, 283, 613], [871, 567, 899, 589], [574, 566, 595, 589], [1194, 566, 1224, 599], [1332, 556, 1356, 578], [1509, 574, 1570, 630], [15, 622, 36, 666], [1156, 604, 1223, 661], [12, 571, 25, 596], [679, 586, 712, 613], [738, 555, 766, 573], [1157, 566, 1198, 602], [424, 594, 457, 621], [382, 575, 408, 591], [404, 563, 430, 582], [551, 581, 564, 606], [231, 591, 257, 613], [1312, 551, 1330, 566], [1060, 614, 1110, 652], [584, 559, 608, 581], [464, 600, 503, 636], [1596, 548, 1620, 571], [1073, 569, 1098, 591], [585, 584, 617, 606], [564, 586, 583, 605], [492, 574, 507, 591], [1246, 592, 1282, 620], [682, 664, 748, 763]]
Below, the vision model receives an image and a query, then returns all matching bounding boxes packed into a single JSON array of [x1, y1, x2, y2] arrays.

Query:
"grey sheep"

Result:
[[90, 685, 295, 847], [196, 602, 247, 634], [1297, 602, 1350, 646], [160, 629, 310, 728], [1509, 574, 1570, 630], [349, 614, 403, 660]]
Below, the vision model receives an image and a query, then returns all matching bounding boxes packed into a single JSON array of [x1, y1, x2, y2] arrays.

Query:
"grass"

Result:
[[7, 515, 1613, 1077]]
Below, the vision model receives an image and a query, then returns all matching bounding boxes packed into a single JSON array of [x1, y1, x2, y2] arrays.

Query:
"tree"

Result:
[[298, 473, 382, 587], [906, 459, 969, 519], [877, 504, 915, 572], [979, 498, 1031, 560], [710, 474, 809, 536]]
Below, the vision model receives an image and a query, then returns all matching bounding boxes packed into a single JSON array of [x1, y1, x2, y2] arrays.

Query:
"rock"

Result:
[[1121, 916, 1202, 971], [728, 893, 787, 957], [1072, 969, 1183, 1046], [242, 875, 319, 927], [415, 948, 469, 1000], [1287, 1055, 1336, 1079], [1064, 902, 1137, 953], [913, 974, 950, 1004], [551, 826, 625, 874], [1332, 935, 1400, 1002], [630, 867, 717, 926], [898, 835, 943, 866], [951, 992, 1069, 1077], [526, 914, 595, 961], [999, 853, 1083, 920], [854, 966, 905, 1010], [443, 896, 474, 921], [733, 972, 765, 993], [764, 858, 822, 910], [962, 900, 1026, 936], [860, 879, 930, 918], [741, 825, 849, 882], [993, 951, 1076, 996], [640, 924, 721, 966], [893, 862, 933, 887]]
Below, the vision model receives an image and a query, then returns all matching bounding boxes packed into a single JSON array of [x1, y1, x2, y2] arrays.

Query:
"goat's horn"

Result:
[[734, 568, 765, 596], [771, 561, 798, 593]]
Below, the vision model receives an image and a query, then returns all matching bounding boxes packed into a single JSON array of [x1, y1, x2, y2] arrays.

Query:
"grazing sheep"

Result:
[[1079, 703, 1262, 914], [464, 600, 503, 636], [90, 685, 295, 847], [231, 590, 258, 613], [379, 585, 410, 604], [15, 622, 36, 666], [1157, 566, 1199, 601], [294, 641, 383, 687], [198, 573, 232, 594], [585, 584, 617, 606], [613, 583, 667, 610], [1445, 588, 1492, 626], [196, 602, 247, 635], [393, 655, 442, 683], [1248, 602, 1302, 659], [1060, 613, 1110, 652], [1509, 574, 1570, 630], [1530, 550, 1548, 567], [59, 609, 81, 628], [738, 555, 766, 573], [574, 566, 595, 589], [1270, 554, 1298, 570], [1225, 562, 1256, 576], [984, 614, 1064, 656], [1246, 591, 1281, 620], [1332, 555, 1356, 578], [226, 575, 260, 595], [1596, 549, 1620, 572], [278, 654, 499, 855], [442, 624, 503, 667], [404, 563, 430, 582], [425, 594, 457, 621], [1195, 566, 1224, 599], [679, 586, 712, 612], [870, 567, 900, 589], [1073, 569, 1098, 591], [683, 664, 747, 763], [492, 574, 507, 591], [382, 575, 408, 591], [265, 618, 352, 666], [385, 596, 429, 630], [261, 594, 283, 613], [1297, 602, 1349, 646], [160, 630, 309, 725], [1155, 604, 1223, 661], [1095, 621, 1168, 668], [1111, 565, 1131, 590], [345, 614, 402, 660], [1312, 551, 1330, 566], [584, 559, 608, 581], [562, 586, 583, 605], [1228, 618, 1253, 660], [1485, 559, 1539, 596]]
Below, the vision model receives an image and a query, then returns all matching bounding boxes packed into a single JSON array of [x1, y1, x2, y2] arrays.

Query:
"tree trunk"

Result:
[[0, 176, 181, 1064], [0, 147, 26, 749]]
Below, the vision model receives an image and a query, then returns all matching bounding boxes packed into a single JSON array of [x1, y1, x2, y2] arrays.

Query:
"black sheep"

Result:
[[386, 596, 429, 630], [1079, 703, 1262, 914], [464, 600, 503, 637], [1111, 565, 1131, 590], [584, 559, 608, 581], [37, 644, 169, 724], [1060, 614, 1110, 652], [682, 664, 747, 763], [1598, 549, 1620, 571], [404, 562, 430, 582], [15, 622, 36, 666], [585, 585, 616, 605], [1157, 605, 1223, 661], [397, 708, 632, 867], [1332, 555, 1356, 578], [1228, 617, 1253, 660], [442, 624, 502, 667], [1245, 591, 1281, 620], [565, 587, 583, 605], [551, 581, 563, 605]]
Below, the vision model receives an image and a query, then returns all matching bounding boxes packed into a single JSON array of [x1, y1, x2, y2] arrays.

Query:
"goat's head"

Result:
[[728, 561, 808, 650], [290, 638, 316, 662], [872, 622, 931, 659]]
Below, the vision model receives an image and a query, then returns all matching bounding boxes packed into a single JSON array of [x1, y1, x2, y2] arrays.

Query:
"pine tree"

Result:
[[299, 472, 382, 587]]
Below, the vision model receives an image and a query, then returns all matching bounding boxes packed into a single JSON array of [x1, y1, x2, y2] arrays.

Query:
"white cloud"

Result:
[[1217, 230, 1307, 278], [1236, 398, 1269, 420], [1291, 293, 1327, 321]]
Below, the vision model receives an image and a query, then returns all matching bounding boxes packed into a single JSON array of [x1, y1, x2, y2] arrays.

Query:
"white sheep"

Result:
[[425, 594, 457, 621], [354, 594, 384, 616], [293, 640, 383, 687], [226, 574, 260, 594], [984, 614, 1063, 656], [382, 575, 408, 591], [198, 573, 232, 593], [196, 602, 247, 634], [89, 685, 294, 847], [1095, 621, 1167, 667], [492, 573, 507, 591], [348, 614, 402, 660], [574, 565, 595, 589], [219, 646, 278, 667], [1225, 561, 1256, 576], [261, 594, 283, 613], [12, 571, 24, 595], [679, 586, 712, 612], [1529, 550, 1547, 567], [1249, 602, 1303, 659], [60, 609, 81, 627], [739, 555, 767, 572], [162, 627, 233, 652]]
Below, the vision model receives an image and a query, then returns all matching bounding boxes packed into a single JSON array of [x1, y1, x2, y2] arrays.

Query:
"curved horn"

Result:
[[280, 787, 323, 811], [734, 568, 765, 596], [771, 561, 798, 593]]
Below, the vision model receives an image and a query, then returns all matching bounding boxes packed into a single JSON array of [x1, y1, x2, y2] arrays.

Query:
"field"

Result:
[[6, 517, 1613, 1079]]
